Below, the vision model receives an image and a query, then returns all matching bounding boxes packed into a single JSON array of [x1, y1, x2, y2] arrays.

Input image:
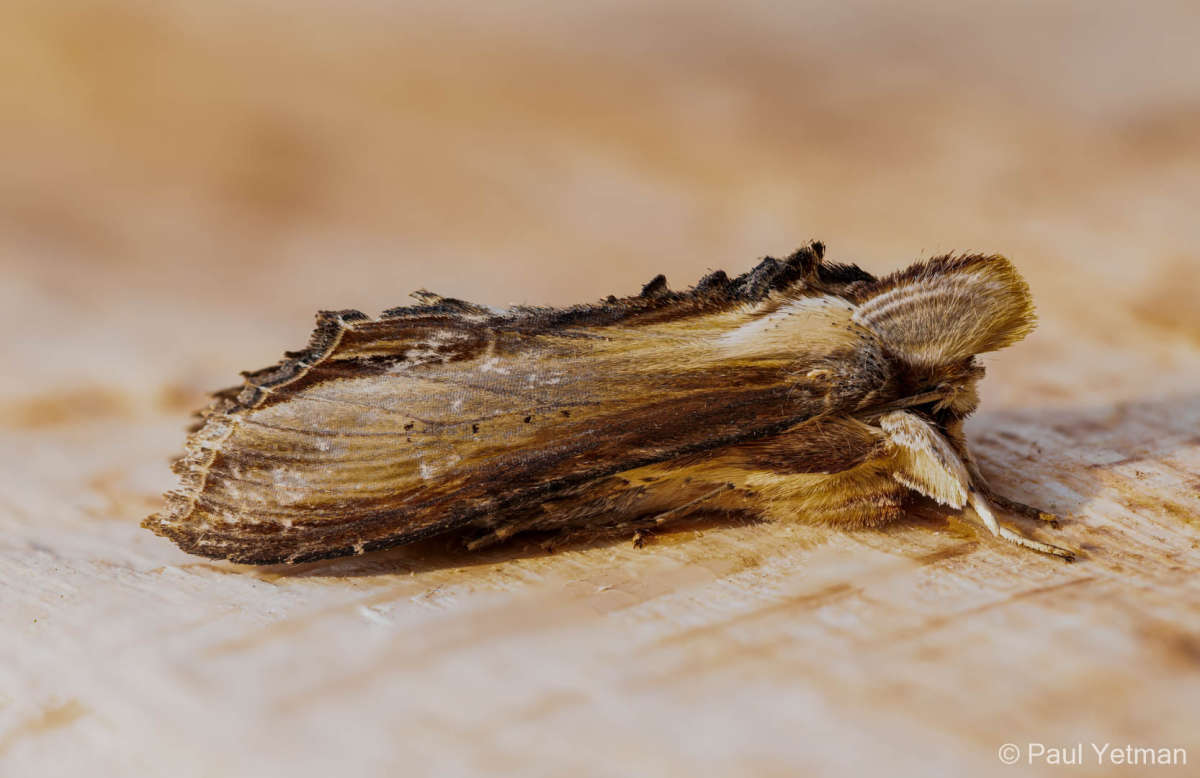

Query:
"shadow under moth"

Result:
[[145, 242, 1074, 564]]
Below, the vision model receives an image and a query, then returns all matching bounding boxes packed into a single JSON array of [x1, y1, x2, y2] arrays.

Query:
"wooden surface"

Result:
[[3, 2, 1200, 776]]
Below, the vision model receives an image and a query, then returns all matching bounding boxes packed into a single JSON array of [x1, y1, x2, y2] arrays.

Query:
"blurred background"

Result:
[[5, 3, 1200, 776], [3, 0, 1198, 418]]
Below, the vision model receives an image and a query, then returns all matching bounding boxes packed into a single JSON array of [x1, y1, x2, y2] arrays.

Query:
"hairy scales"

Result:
[[145, 242, 1068, 564]]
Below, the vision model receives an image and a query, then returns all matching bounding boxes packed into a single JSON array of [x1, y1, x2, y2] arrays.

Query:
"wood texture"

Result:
[[3, 2, 1199, 776]]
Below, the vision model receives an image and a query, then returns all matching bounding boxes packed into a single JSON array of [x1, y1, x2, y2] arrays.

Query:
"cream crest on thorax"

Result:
[[144, 241, 1073, 565]]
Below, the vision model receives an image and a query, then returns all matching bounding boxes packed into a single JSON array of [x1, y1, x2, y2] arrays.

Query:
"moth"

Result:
[[145, 242, 1074, 564]]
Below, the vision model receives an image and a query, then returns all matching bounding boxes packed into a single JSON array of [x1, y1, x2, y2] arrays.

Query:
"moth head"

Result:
[[852, 254, 1036, 370]]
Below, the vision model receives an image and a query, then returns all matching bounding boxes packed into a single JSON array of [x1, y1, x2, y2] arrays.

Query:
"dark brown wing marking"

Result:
[[145, 244, 897, 563]]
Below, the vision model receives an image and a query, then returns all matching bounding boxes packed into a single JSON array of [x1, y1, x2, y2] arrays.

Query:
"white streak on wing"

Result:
[[271, 466, 313, 505], [718, 295, 856, 355], [478, 356, 510, 374]]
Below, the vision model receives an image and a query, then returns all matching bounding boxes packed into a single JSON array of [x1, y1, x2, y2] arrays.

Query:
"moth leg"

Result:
[[880, 412, 1073, 560], [988, 492, 1061, 527], [631, 484, 734, 548], [967, 489, 1074, 560], [952, 429, 1062, 526], [464, 522, 522, 552], [648, 484, 734, 526]]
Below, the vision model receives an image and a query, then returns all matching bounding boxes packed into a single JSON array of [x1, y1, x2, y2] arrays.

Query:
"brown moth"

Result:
[[145, 242, 1074, 564]]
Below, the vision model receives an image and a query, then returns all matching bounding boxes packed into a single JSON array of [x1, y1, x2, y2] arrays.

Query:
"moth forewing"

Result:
[[713, 294, 865, 361], [145, 243, 1074, 564]]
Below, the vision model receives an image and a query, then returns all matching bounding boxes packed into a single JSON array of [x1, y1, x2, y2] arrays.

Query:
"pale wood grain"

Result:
[[3, 2, 1199, 776]]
